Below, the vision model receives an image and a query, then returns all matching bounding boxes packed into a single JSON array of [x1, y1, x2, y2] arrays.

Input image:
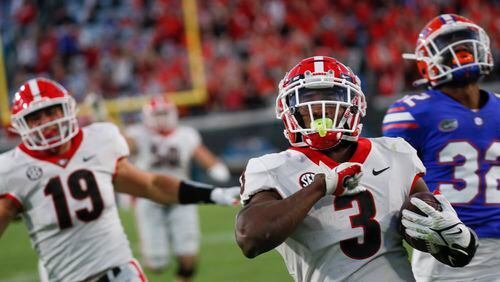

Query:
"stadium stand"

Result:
[[1, 0, 499, 114]]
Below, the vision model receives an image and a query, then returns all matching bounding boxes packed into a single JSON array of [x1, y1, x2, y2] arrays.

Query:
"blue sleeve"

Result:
[[381, 100, 423, 152]]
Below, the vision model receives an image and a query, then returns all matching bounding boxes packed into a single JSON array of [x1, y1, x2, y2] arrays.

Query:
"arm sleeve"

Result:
[[185, 127, 201, 152], [108, 124, 130, 159], [240, 158, 282, 205], [93, 123, 130, 173], [404, 139, 426, 194]]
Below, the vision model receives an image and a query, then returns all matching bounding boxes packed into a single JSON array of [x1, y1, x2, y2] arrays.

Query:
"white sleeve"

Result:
[[106, 123, 130, 160], [0, 152, 25, 210], [184, 127, 201, 152], [240, 157, 282, 205], [91, 123, 130, 174], [394, 138, 426, 192]]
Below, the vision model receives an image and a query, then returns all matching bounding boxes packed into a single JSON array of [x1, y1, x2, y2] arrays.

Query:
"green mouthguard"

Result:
[[310, 118, 333, 137]]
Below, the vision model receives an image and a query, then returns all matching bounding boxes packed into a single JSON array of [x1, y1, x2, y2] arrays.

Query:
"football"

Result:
[[399, 192, 442, 252]]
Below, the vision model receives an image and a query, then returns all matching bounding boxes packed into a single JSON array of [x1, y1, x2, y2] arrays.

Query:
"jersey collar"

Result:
[[18, 129, 84, 168], [288, 138, 372, 169]]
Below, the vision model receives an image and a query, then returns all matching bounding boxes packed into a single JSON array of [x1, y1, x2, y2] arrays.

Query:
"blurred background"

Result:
[[0, 0, 499, 281]]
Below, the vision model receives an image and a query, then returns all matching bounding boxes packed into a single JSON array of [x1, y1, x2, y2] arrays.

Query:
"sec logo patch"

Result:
[[299, 172, 315, 188], [26, 166, 43, 181]]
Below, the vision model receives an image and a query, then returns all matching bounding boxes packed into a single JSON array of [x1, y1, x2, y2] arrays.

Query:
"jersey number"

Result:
[[44, 169, 104, 229], [151, 145, 180, 168], [438, 141, 500, 204], [334, 191, 381, 259]]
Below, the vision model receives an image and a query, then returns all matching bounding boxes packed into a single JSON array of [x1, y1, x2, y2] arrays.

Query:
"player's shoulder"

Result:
[[386, 90, 436, 114], [124, 123, 146, 135], [83, 122, 122, 139], [176, 125, 200, 136], [0, 148, 20, 174], [369, 136, 417, 155], [245, 151, 290, 174]]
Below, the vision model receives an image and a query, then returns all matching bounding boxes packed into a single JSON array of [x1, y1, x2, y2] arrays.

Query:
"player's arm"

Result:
[[113, 158, 238, 205], [235, 176, 326, 258], [0, 198, 19, 238], [236, 162, 364, 258], [410, 175, 429, 194], [193, 144, 230, 182]]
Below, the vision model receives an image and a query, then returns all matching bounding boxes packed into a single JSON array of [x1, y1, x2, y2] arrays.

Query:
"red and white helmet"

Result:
[[403, 14, 493, 87], [142, 95, 178, 132], [276, 56, 366, 150], [11, 78, 78, 151]]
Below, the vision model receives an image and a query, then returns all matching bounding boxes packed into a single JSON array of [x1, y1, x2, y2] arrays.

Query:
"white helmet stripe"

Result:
[[28, 79, 41, 102], [440, 14, 454, 24], [313, 56, 324, 73]]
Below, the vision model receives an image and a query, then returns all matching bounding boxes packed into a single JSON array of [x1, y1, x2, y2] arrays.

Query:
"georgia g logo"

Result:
[[299, 172, 316, 188], [26, 166, 43, 181]]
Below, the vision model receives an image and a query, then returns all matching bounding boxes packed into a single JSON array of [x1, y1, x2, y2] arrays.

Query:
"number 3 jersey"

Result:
[[383, 89, 500, 238], [241, 137, 425, 282], [0, 122, 133, 281]]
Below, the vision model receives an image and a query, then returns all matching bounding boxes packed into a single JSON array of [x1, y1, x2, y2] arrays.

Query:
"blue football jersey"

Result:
[[382, 89, 500, 237]]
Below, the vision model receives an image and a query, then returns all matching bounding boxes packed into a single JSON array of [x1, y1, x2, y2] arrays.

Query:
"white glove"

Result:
[[210, 187, 240, 206], [208, 163, 231, 182], [401, 194, 471, 254], [320, 162, 365, 196]]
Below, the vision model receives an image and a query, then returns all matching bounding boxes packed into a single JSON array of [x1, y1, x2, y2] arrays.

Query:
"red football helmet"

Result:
[[276, 56, 366, 150], [403, 14, 493, 87], [142, 95, 178, 132], [10, 78, 78, 151]]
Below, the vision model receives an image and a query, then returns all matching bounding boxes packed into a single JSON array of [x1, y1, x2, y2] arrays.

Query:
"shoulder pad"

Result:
[[85, 122, 121, 138], [388, 91, 434, 112], [0, 149, 17, 174], [374, 137, 417, 155], [245, 152, 289, 174]]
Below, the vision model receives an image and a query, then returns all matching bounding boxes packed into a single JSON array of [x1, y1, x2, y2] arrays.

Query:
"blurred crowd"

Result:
[[1, 0, 499, 115]]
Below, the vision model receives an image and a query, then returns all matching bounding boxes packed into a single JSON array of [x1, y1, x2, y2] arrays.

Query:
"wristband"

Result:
[[178, 180, 215, 204]]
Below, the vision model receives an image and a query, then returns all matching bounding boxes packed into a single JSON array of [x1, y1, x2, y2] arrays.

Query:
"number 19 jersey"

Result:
[[0, 123, 133, 281], [241, 137, 425, 282]]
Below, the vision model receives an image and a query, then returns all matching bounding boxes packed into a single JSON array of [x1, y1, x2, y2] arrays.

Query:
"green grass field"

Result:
[[0, 206, 291, 282]]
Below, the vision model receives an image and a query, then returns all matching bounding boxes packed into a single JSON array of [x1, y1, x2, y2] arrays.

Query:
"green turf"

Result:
[[0, 206, 291, 282]]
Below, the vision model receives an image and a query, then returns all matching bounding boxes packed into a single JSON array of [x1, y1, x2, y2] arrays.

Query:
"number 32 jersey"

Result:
[[383, 90, 500, 237], [241, 137, 425, 282], [0, 123, 132, 281]]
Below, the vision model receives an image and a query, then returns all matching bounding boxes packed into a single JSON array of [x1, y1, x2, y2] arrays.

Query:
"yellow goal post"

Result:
[[0, 0, 207, 126]]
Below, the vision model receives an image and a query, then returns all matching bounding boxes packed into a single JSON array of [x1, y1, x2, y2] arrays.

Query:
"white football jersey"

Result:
[[125, 124, 201, 179], [241, 137, 426, 282], [0, 122, 133, 281]]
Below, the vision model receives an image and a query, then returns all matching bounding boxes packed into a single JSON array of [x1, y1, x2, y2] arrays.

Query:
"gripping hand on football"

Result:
[[320, 162, 365, 196], [401, 195, 474, 255], [210, 187, 240, 206]]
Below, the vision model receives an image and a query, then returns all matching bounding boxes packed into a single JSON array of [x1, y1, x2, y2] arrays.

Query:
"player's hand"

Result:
[[401, 195, 471, 253], [210, 187, 240, 206], [320, 162, 365, 196]]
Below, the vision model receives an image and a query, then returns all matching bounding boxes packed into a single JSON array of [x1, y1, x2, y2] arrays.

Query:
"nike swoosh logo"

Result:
[[372, 166, 390, 176], [447, 229, 463, 235], [83, 155, 96, 162]]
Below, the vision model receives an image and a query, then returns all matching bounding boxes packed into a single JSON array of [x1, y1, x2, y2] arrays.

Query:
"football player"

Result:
[[235, 56, 477, 281], [0, 78, 238, 281], [383, 14, 499, 281], [125, 96, 230, 281]]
